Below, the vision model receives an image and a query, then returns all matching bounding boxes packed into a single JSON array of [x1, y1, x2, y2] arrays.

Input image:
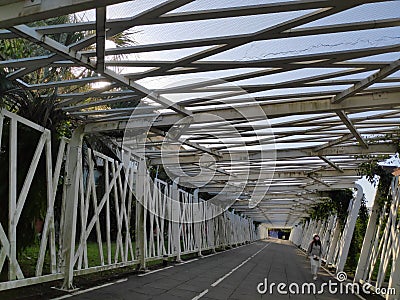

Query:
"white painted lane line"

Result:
[[137, 265, 174, 277], [200, 243, 253, 259], [210, 243, 270, 287], [52, 242, 266, 300], [51, 278, 128, 300], [190, 243, 270, 300], [176, 258, 199, 265], [139, 243, 258, 277], [211, 257, 251, 287], [191, 289, 209, 300], [205, 253, 217, 258]]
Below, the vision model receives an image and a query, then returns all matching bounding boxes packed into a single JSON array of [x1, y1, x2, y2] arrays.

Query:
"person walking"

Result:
[[307, 234, 322, 280]]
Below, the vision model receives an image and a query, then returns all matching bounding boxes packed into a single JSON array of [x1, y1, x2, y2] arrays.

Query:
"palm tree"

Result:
[[0, 14, 136, 257]]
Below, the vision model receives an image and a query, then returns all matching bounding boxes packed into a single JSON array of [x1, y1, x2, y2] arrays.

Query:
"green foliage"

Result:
[[0, 71, 28, 111], [110, 29, 138, 48], [0, 38, 34, 60], [329, 189, 354, 228], [358, 159, 392, 209], [1, 242, 121, 280], [0, 122, 48, 253], [357, 123, 400, 207], [307, 189, 353, 228], [306, 190, 370, 275], [0, 16, 88, 255], [31, 15, 87, 46], [0, 72, 14, 97], [0, 13, 137, 256], [352, 142, 398, 278], [307, 199, 335, 221]]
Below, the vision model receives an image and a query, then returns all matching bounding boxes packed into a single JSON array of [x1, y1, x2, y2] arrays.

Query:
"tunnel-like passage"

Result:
[[1, 0, 400, 299]]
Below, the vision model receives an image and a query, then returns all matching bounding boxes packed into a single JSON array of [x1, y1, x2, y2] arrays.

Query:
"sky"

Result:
[[357, 177, 377, 208]]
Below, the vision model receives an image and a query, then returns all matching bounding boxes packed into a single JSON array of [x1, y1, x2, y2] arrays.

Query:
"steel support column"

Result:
[[8, 118, 17, 281], [326, 219, 341, 266], [336, 184, 363, 273], [61, 126, 84, 290], [171, 179, 181, 262], [135, 158, 146, 270], [321, 215, 336, 259], [354, 189, 380, 282], [193, 189, 203, 256], [387, 232, 400, 300], [382, 176, 400, 299]]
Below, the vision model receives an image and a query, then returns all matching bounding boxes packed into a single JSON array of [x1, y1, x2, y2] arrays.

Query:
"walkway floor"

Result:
[[64, 239, 365, 300]]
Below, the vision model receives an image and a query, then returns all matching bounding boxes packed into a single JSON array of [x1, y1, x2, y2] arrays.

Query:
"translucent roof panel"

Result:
[[297, 1, 400, 27], [78, 0, 167, 20], [169, 0, 300, 13], [131, 11, 312, 44], [204, 27, 400, 61]]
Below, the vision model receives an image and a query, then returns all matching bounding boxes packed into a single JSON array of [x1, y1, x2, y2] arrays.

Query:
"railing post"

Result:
[[385, 176, 400, 300], [171, 179, 181, 262], [387, 232, 400, 300], [61, 126, 84, 290], [321, 215, 334, 258], [193, 189, 203, 256], [135, 158, 146, 270], [290, 223, 303, 246], [354, 188, 380, 282], [211, 207, 216, 253], [8, 118, 17, 281], [336, 184, 363, 273], [299, 221, 308, 248], [220, 213, 226, 248], [326, 219, 340, 265]]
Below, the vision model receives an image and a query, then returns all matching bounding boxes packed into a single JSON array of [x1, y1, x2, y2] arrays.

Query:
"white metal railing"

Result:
[[143, 177, 256, 260], [0, 109, 258, 291], [355, 175, 400, 300], [289, 184, 363, 272], [291, 179, 400, 300], [67, 149, 138, 276], [0, 109, 65, 290]]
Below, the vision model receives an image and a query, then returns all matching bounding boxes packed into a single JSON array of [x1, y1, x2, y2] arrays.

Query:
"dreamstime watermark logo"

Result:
[[256, 271, 396, 296], [336, 271, 347, 282], [121, 78, 276, 222]]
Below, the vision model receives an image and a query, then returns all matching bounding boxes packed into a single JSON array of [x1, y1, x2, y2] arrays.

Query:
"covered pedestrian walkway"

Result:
[[55, 239, 366, 300], [0, 0, 400, 299]]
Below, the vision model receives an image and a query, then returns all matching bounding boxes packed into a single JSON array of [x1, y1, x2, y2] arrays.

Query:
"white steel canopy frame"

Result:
[[1, 0, 400, 228]]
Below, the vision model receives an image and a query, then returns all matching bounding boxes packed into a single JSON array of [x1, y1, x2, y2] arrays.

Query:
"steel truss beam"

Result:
[[333, 59, 400, 103], [10, 22, 190, 116], [83, 90, 400, 132], [2, 0, 399, 230], [0, 0, 128, 28], [148, 143, 396, 166]]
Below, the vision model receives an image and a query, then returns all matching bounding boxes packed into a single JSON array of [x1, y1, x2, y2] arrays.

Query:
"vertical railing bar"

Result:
[[105, 160, 111, 265], [9, 117, 18, 280]]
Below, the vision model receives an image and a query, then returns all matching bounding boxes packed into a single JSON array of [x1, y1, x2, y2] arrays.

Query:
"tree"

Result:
[[0, 16, 91, 256], [0, 14, 136, 256], [307, 189, 353, 228]]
